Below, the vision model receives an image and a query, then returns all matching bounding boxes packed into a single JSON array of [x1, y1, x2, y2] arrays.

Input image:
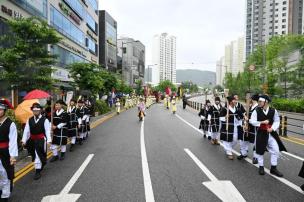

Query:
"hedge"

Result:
[[94, 100, 111, 115], [272, 98, 304, 113]]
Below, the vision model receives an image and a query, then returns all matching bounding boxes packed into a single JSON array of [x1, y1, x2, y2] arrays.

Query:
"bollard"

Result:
[[279, 115, 283, 136], [283, 115, 288, 137]]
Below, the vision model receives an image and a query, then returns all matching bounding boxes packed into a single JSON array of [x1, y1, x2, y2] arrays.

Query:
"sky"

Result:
[[99, 0, 245, 72]]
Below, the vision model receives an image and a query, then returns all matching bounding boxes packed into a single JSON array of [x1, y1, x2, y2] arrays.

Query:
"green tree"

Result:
[[155, 80, 177, 93], [99, 70, 118, 93], [0, 17, 61, 91], [69, 62, 104, 95]]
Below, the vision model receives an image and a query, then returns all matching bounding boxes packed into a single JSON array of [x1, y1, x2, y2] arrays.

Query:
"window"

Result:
[[13, 0, 47, 18], [86, 12, 97, 32], [283, 1, 287, 5], [87, 0, 98, 11], [282, 13, 286, 16], [282, 25, 286, 28], [283, 7, 287, 11], [50, 6, 85, 46], [50, 45, 86, 68], [63, 0, 85, 18], [86, 37, 97, 54]]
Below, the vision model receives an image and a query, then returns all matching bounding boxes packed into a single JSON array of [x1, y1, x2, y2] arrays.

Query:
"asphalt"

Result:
[[11, 103, 304, 202]]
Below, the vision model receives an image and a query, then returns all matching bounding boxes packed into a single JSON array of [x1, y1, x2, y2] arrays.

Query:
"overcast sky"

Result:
[[99, 0, 245, 72]]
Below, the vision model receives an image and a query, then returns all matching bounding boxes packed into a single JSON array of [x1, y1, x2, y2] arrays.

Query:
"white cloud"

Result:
[[99, 0, 245, 72]]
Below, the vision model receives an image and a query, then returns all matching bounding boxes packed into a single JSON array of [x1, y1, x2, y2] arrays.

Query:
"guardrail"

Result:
[[186, 100, 304, 137]]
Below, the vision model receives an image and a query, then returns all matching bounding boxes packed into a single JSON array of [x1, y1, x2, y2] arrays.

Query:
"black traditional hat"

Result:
[[215, 97, 221, 102], [0, 100, 7, 110], [227, 96, 236, 103], [251, 94, 260, 101], [77, 100, 84, 104], [30, 103, 43, 111], [205, 100, 211, 104], [70, 99, 77, 103], [259, 94, 271, 103], [55, 100, 67, 106]]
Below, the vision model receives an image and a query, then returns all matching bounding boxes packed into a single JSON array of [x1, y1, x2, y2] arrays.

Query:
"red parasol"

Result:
[[0, 98, 14, 109], [24, 89, 51, 100]]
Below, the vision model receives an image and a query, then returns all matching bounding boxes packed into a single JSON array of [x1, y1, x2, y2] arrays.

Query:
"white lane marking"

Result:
[[282, 151, 304, 162], [184, 148, 246, 202], [60, 154, 95, 194], [42, 154, 94, 202], [140, 120, 155, 202], [175, 114, 304, 195]]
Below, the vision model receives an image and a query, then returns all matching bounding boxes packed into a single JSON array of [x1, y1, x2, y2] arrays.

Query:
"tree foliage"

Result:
[[0, 17, 61, 91], [155, 80, 177, 93]]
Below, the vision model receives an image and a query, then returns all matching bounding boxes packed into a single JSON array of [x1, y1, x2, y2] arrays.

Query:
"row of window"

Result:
[[50, 6, 85, 47], [87, 37, 97, 55], [87, 0, 98, 11], [50, 45, 87, 68], [13, 0, 47, 18]]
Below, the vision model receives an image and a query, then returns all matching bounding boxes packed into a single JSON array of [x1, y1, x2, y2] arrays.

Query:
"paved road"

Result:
[[12, 103, 304, 201]]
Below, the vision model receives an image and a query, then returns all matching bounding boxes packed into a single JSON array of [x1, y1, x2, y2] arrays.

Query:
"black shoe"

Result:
[[0, 198, 8, 202], [207, 136, 211, 140], [79, 139, 83, 145], [252, 158, 258, 164], [50, 156, 58, 162], [237, 155, 247, 160], [34, 169, 41, 180], [60, 152, 65, 161], [259, 166, 265, 175], [41, 161, 46, 171], [270, 166, 283, 177], [203, 134, 206, 138], [70, 144, 74, 152], [300, 184, 304, 191]]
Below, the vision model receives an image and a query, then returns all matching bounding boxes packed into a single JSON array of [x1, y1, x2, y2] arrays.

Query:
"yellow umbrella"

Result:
[[15, 99, 39, 124]]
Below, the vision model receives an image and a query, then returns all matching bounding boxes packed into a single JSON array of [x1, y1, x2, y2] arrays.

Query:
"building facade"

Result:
[[152, 33, 177, 84], [99, 10, 117, 72], [245, 0, 304, 58], [117, 37, 145, 87], [0, 0, 99, 99]]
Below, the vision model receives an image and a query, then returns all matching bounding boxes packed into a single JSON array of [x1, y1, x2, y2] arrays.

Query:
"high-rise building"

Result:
[[216, 57, 226, 86], [245, 0, 304, 58], [152, 33, 176, 84], [99, 10, 117, 72], [117, 37, 145, 87], [0, 0, 99, 100]]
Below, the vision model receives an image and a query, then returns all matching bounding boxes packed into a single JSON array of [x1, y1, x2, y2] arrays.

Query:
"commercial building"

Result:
[[245, 0, 304, 58], [152, 33, 177, 84], [117, 37, 145, 87], [0, 0, 99, 100], [99, 10, 117, 72]]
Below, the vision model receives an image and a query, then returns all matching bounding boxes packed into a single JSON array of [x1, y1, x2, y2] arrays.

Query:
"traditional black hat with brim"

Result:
[[259, 94, 271, 103], [0, 101, 7, 110], [55, 100, 67, 106], [31, 103, 43, 111], [227, 96, 236, 103], [205, 99, 211, 104], [251, 94, 260, 101], [215, 97, 221, 102], [77, 100, 84, 104], [70, 99, 77, 103]]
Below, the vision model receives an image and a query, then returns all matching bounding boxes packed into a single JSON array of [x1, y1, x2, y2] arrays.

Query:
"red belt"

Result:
[[0, 142, 9, 149], [30, 133, 45, 140], [259, 124, 272, 131]]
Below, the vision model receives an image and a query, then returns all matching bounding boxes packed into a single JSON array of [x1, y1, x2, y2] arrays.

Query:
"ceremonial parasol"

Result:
[[15, 99, 39, 124], [23, 89, 50, 100]]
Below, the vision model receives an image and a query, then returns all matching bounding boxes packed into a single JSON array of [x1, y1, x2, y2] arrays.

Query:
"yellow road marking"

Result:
[[14, 109, 127, 183], [286, 136, 304, 143], [281, 137, 304, 146]]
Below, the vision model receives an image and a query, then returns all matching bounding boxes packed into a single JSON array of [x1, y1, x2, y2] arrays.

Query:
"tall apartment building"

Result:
[[245, 0, 304, 58], [117, 37, 145, 87], [152, 33, 177, 84], [0, 0, 99, 99], [216, 57, 226, 86]]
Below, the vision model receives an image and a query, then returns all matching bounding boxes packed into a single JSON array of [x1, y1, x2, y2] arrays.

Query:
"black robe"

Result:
[[0, 118, 14, 182], [52, 110, 68, 145], [27, 116, 47, 166], [208, 104, 222, 133], [198, 106, 209, 132], [76, 106, 89, 133], [67, 107, 78, 137], [220, 106, 244, 142], [255, 107, 287, 155]]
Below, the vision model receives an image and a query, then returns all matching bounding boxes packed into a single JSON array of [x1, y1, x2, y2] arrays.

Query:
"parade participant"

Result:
[[220, 96, 244, 160], [234, 94, 246, 114], [22, 103, 51, 180], [76, 100, 89, 144], [207, 97, 222, 145], [250, 95, 286, 177], [116, 98, 121, 115], [84, 99, 91, 139], [0, 99, 17, 201], [182, 95, 187, 109], [237, 94, 259, 163], [138, 98, 146, 121], [171, 96, 177, 114], [198, 100, 211, 139], [67, 99, 78, 152], [50, 100, 68, 162]]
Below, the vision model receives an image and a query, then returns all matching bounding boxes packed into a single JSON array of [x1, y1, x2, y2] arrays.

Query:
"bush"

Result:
[[94, 100, 111, 115], [6, 109, 23, 149], [272, 98, 304, 113]]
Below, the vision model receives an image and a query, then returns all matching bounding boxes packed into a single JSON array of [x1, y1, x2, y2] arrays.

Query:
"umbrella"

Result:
[[0, 98, 14, 109], [24, 89, 50, 100], [15, 99, 39, 124]]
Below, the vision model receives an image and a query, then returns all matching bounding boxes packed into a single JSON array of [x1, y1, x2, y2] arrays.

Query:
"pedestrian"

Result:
[[219, 96, 244, 160], [198, 100, 211, 139], [22, 103, 51, 180], [182, 95, 187, 109], [171, 96, 177, 114], [208, 97, 222, 145], [237, 94, 259, 163], [249, 94, 287, 177], [0, 99, 18, 201], [84, 99, 91, 139], [116, 98, 121, 115], [233, 94, 246, 114], [50, 100, 68, 162], [67, 99, 78, 152], [76, 100, 89, 144]]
